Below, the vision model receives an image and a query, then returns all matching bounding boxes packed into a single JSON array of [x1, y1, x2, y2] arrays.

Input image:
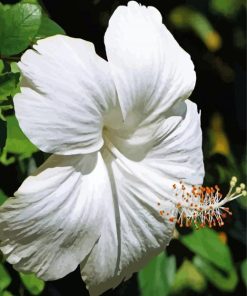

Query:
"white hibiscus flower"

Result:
[[0, 1, 205, 295]]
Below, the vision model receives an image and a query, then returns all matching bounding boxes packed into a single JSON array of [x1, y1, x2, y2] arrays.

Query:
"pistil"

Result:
[[158, 176, 246, 228]]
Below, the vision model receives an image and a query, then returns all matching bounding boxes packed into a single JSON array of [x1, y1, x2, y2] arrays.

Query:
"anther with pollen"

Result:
[[157, 177, 246, 228]]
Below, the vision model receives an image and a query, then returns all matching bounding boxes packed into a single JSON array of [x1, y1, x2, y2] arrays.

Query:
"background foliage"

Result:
[[0, 0, 246, 295]]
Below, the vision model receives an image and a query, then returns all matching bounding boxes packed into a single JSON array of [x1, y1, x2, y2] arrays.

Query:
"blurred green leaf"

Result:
[[180, 228, 233, 272], [0, 3, 42, 56], [0, 149, 14, 165], [4, 115, 38, 155], [0, 264, 11, 292], [20, 273, 44, 295], [0, 101, 13, 122], [0, 190, 7, 206], [21, 0, 40, 4], [238, 155, 247, 208], [10, 62, 20, 74], [237, 195, 247, 209], [241, 259, 247, 287], [171, 260, 206, 294], [208, 113, 230, 157], [193, 256, 238, 292], [0, 72, 20, 100], [35, 15, 65, 40], [1, 291, 14, 296], [0, 60, 11, 75], [210, 0, 244, 18], [138, 252, 176, 296], [0, 60, 4, 73], [169, 6, 222, 52]]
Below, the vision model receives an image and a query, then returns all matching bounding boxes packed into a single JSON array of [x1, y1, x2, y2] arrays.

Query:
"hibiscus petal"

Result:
[[81, 145, 177, 296], [144, 100, 204, 185], [80, 101, 203, 295], [108, 100, 204, 184], [15, 35, 121, 155], [104, 1, 196, 125], [0, 153, 114, 280]]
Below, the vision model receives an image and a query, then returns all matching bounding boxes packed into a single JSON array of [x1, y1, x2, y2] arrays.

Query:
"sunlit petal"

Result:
[[143, 100, 204, 185], [81, 145, 176, 296], [105, 1, 196, 126], [0, 153, 114, 280], [15, 35, 121, 155]]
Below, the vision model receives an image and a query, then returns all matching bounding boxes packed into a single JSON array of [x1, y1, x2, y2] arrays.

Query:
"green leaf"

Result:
[[21, 0, 40, 4], [0, 72, 20, 100], [0, 149, 15, 165], [210, 0, 243, 18], [0, 60, 4, 74], [35, 15, 65, 40], [169, 7, 222, 52], [138, 252, 176, 296], [0, 190, 7, 206], [0, 101, 13, 122], [193, 256, 238, 292], [20, 273, 44, 295], [5, 115, 38, 155], [171, 260, 206, 294], [0, 264, 11, 292], [0, 3, 42, 56], [180, 228, 233, 272], [10, 62, 20, 74], [0, 60, 11, 74], [241, 259, 247, 287], [2, 291, 14, 296]]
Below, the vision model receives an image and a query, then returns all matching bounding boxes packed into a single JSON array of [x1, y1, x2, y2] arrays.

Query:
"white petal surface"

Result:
[[80, 100, 204, 295], [108, 100, 204, 184], [105, 1, 196, 125], [81, 145, 177, 296], [0, 153, 114, 280], [143, 100, 205, 185], [15, 35, 120, 155]]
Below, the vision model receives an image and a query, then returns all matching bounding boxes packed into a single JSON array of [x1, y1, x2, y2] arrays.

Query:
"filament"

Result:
[[158, 176, 246, 228]]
